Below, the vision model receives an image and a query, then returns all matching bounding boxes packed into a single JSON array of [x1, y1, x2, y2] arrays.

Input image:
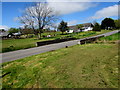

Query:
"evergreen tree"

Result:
[[58, 20, 69, 34]]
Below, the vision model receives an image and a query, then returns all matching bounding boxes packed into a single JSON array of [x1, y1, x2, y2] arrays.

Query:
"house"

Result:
[[0, 31, 13, 39], [0, 31, 21, 39], [66, 30, 74, 33], [68, 23, 93, 33], [82, 23, 94, 31], [12, 32, 21, 38], [68, 26, 79, 33]]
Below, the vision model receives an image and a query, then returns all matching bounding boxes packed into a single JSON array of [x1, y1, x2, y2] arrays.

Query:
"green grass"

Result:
[[1, 30, 119, 88], [99, 32, 120, 41], [1, 30, 112, 53], [1, 37, 55, 52], [2, 43, 118, 88]]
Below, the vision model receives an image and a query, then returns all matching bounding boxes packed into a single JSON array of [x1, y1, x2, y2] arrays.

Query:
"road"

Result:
[[1, 30, 119, 63]]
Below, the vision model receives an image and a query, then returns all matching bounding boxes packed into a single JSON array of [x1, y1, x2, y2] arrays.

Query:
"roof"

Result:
[[13, 32, 21, 35], [82, 23, 93, 27], [68, 23, 93, 30], [69, 26, 77, 30]]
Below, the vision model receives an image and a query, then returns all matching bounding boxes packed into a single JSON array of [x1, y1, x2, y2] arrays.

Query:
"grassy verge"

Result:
[[1, 38, 55, 53], [98, 32, 119, 41], [1, 30, 112, 53], [2, 43, 118, 88], [94, 32, 120, 44]]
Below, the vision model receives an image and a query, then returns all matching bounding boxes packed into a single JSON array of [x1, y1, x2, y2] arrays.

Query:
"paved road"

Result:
[[1, 30, 120, 63]]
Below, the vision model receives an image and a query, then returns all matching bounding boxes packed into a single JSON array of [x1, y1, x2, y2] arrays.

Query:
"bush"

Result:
[[93, 23, 101, 31]]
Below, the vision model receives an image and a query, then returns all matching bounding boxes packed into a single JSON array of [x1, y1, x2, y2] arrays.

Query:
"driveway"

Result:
[[1, 30, 119, 63]]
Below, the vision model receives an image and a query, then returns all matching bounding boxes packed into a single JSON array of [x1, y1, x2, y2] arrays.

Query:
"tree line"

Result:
[[7, 18, 120, 37], [93, 18, 120, 31]]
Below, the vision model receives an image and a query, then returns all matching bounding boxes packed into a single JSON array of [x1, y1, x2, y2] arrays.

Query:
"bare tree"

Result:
[[18, 15, 37, 34], [18, 2, 59, 39]]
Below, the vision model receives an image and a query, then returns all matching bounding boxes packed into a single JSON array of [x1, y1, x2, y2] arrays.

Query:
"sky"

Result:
[[1, 1, 119, 30]]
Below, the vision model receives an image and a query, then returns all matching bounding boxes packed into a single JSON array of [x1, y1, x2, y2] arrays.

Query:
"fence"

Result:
[[79, 35, 104, 45], [36, 38, 76, 46]]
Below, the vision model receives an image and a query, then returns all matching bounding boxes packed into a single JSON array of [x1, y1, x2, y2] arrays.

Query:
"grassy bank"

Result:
[[2, 31, 119, 88], [1, 30, 112, 53], [99, 32, 119, 41], [2, 43, 118, 88]]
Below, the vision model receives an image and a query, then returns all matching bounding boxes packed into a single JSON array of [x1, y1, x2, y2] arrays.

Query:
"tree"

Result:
[[101, 18, 115, 30], [114, 19, 120, 29], [76, 24, 83, 29], [18, 3, 59, 39], [93, 22, 101, 31], [76, 24, 83, 32], [20, 28, 34, 36], [58, 20, 69, 34], [8, 28, 19, 33], [18, 16, 37, 36]]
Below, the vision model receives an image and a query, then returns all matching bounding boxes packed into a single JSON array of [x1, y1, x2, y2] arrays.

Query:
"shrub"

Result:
[[93, 23, 101, 31]]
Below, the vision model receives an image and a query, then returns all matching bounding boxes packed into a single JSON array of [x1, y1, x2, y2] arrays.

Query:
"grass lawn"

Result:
[[1, 37, 55, 53], [1, 30, 112, 53], [2, 43, 118, 88]]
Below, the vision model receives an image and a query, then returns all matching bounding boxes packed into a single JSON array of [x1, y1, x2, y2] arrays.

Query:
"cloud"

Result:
[[67, 20, 78, 26], [0, 25, 9, 30], [15, 0, 98, 28], [91, 4, 118, 19], [47, 0, 97, 15], [52, 20, 78, 27]]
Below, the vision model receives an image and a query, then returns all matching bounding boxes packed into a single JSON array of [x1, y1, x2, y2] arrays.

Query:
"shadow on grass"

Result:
[[2, 44, 35, 53]]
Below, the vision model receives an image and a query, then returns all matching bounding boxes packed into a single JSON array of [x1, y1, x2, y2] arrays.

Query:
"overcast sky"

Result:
[[1, 0, 119, 30]]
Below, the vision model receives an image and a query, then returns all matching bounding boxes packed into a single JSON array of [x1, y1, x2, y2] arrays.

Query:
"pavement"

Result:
[[1, 30, 120, 63]]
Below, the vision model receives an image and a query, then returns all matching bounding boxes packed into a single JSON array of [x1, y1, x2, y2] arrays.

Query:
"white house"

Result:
[[68, 23, 93, 32], [82, 27, 93, 32], [82, 23, 93, 32], [66, 30, 74, 33]]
